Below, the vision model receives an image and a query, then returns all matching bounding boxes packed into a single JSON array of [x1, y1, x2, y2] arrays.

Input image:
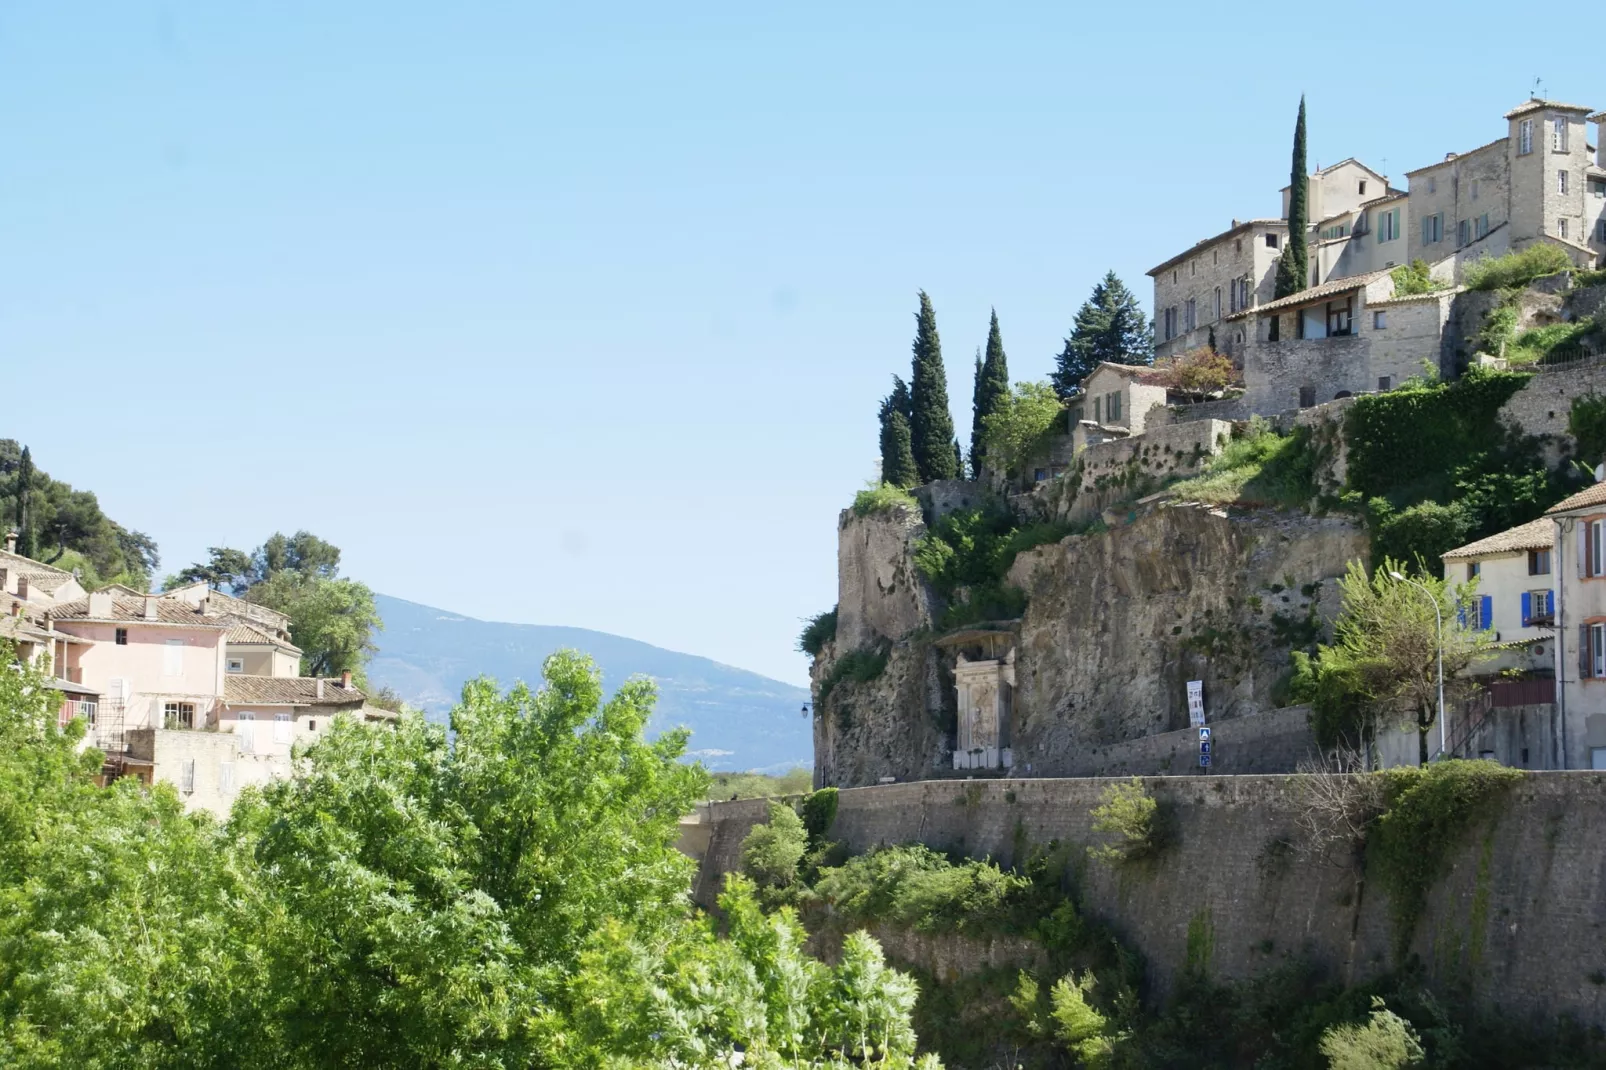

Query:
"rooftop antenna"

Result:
[[1531, 76, 1544, 101]]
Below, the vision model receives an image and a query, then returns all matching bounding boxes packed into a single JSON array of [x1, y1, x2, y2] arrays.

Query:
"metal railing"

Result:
[[1526, 343, 1604, 373]]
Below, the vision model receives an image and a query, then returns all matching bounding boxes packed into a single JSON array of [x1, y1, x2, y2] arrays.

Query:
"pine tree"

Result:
[[908, 291, 959, 483], [1050, 271, 1154, 398], [969, 310, 1010, 478], [14, 446, 35, 559], [1274, 95, 1309, 299], [877, 378, 919, 489]]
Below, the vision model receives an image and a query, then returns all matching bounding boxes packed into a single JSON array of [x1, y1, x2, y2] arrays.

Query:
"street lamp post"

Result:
[[1390, 570, 1446, 760]]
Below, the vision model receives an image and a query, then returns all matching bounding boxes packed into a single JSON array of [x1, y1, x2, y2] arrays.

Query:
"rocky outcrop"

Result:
[[812, 636, 953, 789], [1004, 503, 1365, 774], [834, 504, 938, 654]]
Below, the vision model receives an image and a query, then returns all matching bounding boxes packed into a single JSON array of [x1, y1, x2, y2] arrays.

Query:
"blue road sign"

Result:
[[1199, 740, 1212, 756], [1198, 727, 1212, 742], [1199, 752, 1212, 767]]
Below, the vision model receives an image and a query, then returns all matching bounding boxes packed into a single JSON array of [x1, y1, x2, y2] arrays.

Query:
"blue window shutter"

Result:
[[1550, 589, 1556, 619], [1457, 603, 1467, 628], [1521, 592, 1532, 625], [1480, 596, 1492, 631]]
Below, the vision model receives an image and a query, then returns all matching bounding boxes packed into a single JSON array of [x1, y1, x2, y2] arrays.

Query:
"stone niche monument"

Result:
[[942, 629, 1015, 771]]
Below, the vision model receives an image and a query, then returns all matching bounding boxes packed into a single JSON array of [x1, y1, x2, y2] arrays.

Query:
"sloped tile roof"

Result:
[[1224, 268, 1394, 321], [1504, 99, 1592, 119], [224, 674, 365, 707], [1147, 219, 1287, 277], [1547, 482, 1606, 515], [49, 594, 224, 627], [225, 620, 302, 653], [1441, 517, 1554, 560]]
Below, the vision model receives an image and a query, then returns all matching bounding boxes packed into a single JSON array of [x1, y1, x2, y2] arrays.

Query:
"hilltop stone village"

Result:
[[807, 98, 1606, 787]]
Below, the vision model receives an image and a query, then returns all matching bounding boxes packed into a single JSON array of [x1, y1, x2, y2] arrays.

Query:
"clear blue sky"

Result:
[[0, 2, 1591, 685]]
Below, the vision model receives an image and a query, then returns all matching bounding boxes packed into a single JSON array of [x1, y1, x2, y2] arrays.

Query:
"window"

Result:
[[1559, 170, 1569, 195], [1268, 314, 1280, 342], [1559, 219, 1569, 240], [1185, 298, 1196, 332], [1373, 310, 1387, 330], [1458, 219, 1471, 246], [1265, 233, 1279, 248], [1298, 385, 1316, 408], [1523, 589, 1554, 625], [308, 720, 317, 732], [1477, 214, 1490, 239], [1234, 238, 1242, 254], [1190, 260, 1197, 276], [1477, 596, 1493, 631], [273, 712, 293, 744], [1326, 297, 1353, 337], [236, 711, 255, 754], [1467, 561, 1481, 580], [163, 639, 183, 677], [1377, 375, 1392, 390], [1597, 220, 1606, 243], [179, 758, 195, 794], [1422, 213, 1443, 244], [15, 577, 26, 600], [1519, 118, 1534, 155], [1237, 277, 1250, 311], [1585, 622, 1606, 679], [1530, 548, 1552, 575], [1428, 176, 1437, 194], [1214, 287, 1221, 321], [226, 658, 244, 674], [1588, 519, 1605, 578], [114, 628, 127, 646], [1471, 178, 1480, 200], [1592, 178, 1606, 198], [1107, 391, 1123, 422], [1379, 208, 1400, 242], [1093, 396, 1102, 422], [1162, 307, 1176, 341], [163, 701, 194, 730], [1173, 270, 1178, 284], [1212, 249, 1218, 265], [1552, 116, 1568, 153], [219, 762, 235, 794], [1033, 467, 1046, 482]]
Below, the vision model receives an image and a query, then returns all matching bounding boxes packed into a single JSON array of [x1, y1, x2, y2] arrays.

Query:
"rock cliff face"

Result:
[[813, 497, 1368, 787], [1005, 503, 1366, 775]]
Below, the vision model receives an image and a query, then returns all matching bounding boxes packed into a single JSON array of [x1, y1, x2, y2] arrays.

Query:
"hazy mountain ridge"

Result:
[[367, 594, 812, 772]]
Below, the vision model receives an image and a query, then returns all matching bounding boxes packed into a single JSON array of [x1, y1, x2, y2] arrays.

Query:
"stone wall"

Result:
[[1033, 420, 1233, 526], [1053, 704, 1317, 778], [834, 504, 937, 654], [687, 771, 1606, 1028], [1496, 354, 1606, 447], [1243, 334, 1372, 413], [812, 636, 954, 790], [1368, 292, 1455, 383], [1159, 395, 1251, 426]]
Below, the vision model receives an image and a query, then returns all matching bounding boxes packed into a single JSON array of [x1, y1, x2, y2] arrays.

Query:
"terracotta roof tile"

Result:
[[224, 674, 365, 707], [1504, 99, 1592, 119], [49, 594, 225, 627], [1147, 219, 1287, 277], [1547, 482, 1606, 515], [225, 620, 303, 653], [1441, 518, 1554, 560], [1224, 268, 1393, 321]]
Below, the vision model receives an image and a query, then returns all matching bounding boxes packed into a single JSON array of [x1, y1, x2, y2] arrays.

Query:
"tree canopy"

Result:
[[980, 381, 1064, 480], [878, 377, 920, 489], [969, 310, 1010, 478], [908, 291, 960, 484], [1050, 272, 1154, 397], [0, 441, 160, 588], [0, 646, 939, 1069], [1274, 96, 1309, 300]]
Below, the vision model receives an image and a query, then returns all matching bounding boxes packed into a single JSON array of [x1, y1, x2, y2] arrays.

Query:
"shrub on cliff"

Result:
[[852, 482, 919, 517], [741, 799, 810, 893], [799, 606, 838, 658], [1319, 998, 1425, 1069], [1087, 777, 1163, 866], [1461, 243, 1573, 292]]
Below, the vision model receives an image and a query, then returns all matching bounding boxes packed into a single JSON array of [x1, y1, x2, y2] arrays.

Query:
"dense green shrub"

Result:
[[1389, 259, 1442, 297], [1369, 760, 1524, 956], [740, 799, 809, 891], [801, 786, 839, 841], [1087, 777, 1162, 865], [816, 645, 890, 705], [1319, 997, 1425, 1069], [1576, 267, 1606, 288], [798, 606, 838, 657], [913, 506, 1068, 628], [852, 482, 919, 517], [1461, 244, 1573, 291], [1370, 499, 1473, 574], [1508, 318, 1600, 364], [1569, 394, 1606, 466], [1475, 301, 1518, 355], [1170, 422, 1319, 508], [814, 845, 1034, 934]]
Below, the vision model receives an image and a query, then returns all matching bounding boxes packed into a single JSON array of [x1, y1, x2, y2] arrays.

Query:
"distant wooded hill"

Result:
[[367, 594, 813, 773]]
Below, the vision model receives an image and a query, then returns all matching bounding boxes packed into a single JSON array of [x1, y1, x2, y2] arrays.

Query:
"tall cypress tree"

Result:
[[969, 310, 1010, 478], [1274, 95, 1309, 299], [877, 378, 919, 489], [1050, 272, 1154, 398], [908, 291, 959, 484], [13, 446, 35, 559]]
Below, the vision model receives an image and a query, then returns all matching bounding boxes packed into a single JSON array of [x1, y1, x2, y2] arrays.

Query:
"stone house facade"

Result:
[[1548, 482, 1606, 769], [1067, 362, 1171, 447], [1148, 219, 1288, 364]]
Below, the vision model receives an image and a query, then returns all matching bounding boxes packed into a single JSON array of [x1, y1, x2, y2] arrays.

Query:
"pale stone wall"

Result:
[[1037, 420, 1232, 526], [1152, 223, 1285, 362], [1406, 140, 1510, 269], [1326, 195, 1409, 280], [126, 726, 288, 817], [1243, 334, 1372, 413], [1368, 291, 1455, 383], [689, 772, 1606, 1029], [834, 505, 938, 654]]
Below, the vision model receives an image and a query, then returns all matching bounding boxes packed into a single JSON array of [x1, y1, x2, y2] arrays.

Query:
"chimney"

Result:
[[42, 612, 53, 634], [4, 531, 15, 554], [341, 670, 353, 690], [10, 601, 20, 618], [87, 590, 113, 618], [143, 596, 159, 621], [316, 678, 324, 700]]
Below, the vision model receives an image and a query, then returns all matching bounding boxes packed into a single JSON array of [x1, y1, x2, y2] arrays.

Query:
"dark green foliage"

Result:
[[1274, 97, 1309, 300], [1569, 394, 1606, 466], [913, 507, 1069, 628], [1051, 270, 1155, 396], [816, 646, 890, 705], [1344, 372, 1572, 573], [1369, 760, 1524, 957], [797, 606, 838, 658], [1576, 267, 1606, 288], [1462, 244, 1573, 292], [0, 441, 159, 586], [878, 377, 921, 489], [175, 546, 256, 591], [1390, 259, 1441, 297], [801, 787, 839, 842], [1171, 422, 1321, 508], [909, 291, 960, 484], [970, 310, 1011, 477]]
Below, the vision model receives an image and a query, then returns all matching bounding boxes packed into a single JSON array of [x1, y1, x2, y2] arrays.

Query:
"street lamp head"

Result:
[[1388, 571, 1406, 581]]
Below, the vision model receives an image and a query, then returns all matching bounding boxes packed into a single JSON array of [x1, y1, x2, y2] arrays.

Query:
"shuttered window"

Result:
[[273, 713, 293, 744], [236, 711, 255, 754], [180, 759, 196, 794], [163, 639, 183, 677]]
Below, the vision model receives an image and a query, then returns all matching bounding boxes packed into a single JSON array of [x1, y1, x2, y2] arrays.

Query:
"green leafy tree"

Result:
[[246, 572, 381, 678], [741, 800, 809, 893], [909, 291, 960, 484], [1294, 560, 1495, 765], [1274, 96, 1310, 299], [878, 377, 920, 489], [1319, 997, 1425, 1069], [174, 546, 256, 593], [1051, 271, 1154, 397], [969, 310, 1011, 478], [251, 530, 342, 584], [980, 381, 1064, 479]]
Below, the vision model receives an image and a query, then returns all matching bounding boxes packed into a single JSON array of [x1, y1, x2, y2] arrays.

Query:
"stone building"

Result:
[[939, 629, 1015, 771], [1147, 219, 1288, 364]]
